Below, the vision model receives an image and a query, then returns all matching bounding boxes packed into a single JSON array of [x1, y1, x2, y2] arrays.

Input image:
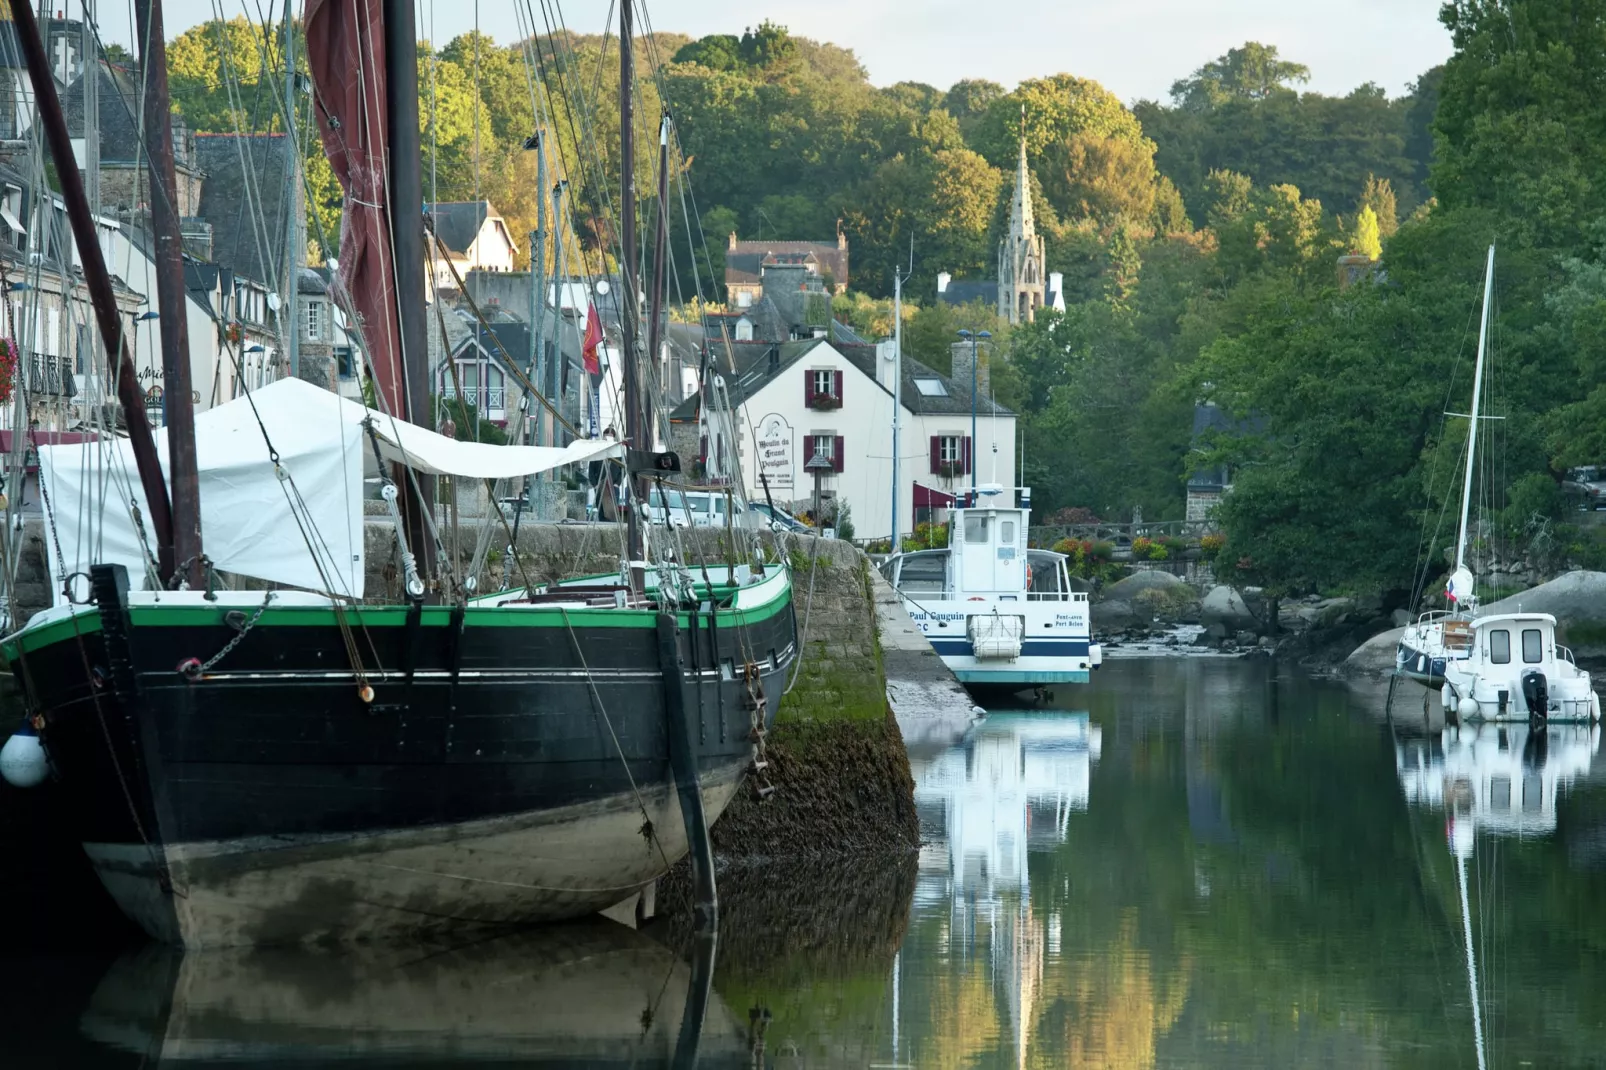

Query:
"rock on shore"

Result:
[[1481, 570, 1606, 656], [1344, 626, 1404, 676]]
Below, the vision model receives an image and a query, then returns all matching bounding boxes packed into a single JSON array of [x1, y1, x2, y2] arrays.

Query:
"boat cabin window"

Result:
[[1026, 551, 1065, 600], [1000, 520, 1016, 545], [1488, 629, 1511, 664], [896, 552, 948, 596], [964, 515, 989, 544], [1523, 774, 1543, 812], [1522, 628, 1544, 664], [1490, 776, 1511, 811]]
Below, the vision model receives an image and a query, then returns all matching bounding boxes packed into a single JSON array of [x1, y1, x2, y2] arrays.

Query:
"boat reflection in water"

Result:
[[1395, 721, 1601, 837], [908, 711, 1100, 1066], [1394, 719, 1601, 1070], [77, 919, 747, 1067]]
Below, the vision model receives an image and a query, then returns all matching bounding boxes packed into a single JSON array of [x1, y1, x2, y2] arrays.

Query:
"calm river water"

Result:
[[11, 658, 1606, 1068]]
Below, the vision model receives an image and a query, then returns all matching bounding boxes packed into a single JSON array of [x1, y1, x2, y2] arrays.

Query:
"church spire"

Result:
[[1009, 105, 1035, 245], [999, 104, 1046, 325]]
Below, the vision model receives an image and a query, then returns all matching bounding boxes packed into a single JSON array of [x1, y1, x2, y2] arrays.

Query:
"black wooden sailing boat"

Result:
[[0, 0, 794, 947]]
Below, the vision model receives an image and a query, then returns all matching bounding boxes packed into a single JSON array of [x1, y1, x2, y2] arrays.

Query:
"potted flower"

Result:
[[808, 392, 842, 411]]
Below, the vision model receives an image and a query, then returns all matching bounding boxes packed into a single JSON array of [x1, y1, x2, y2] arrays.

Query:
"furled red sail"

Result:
[[303, 0, 405, 416]]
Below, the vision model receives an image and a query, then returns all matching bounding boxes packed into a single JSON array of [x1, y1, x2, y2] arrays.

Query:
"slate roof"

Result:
[[62, 61, 146, 165], [670, 338, 1012, 421], [194, 133, 297, 287], [426, 201, 510, 257], [726, 239, 848, 289], [936, 279, 997, 309]]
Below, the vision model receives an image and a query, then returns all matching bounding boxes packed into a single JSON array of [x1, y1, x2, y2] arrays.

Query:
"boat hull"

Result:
[[5, 572, 796, 947], [1395, 639, 1447, 686]]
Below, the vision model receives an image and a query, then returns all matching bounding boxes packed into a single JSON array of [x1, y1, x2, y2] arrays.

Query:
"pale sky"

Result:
[[95, 0, 1453, 104]]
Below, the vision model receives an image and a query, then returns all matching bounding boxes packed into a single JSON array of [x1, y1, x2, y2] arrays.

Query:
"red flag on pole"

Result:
[[582, 303, 603, 377]]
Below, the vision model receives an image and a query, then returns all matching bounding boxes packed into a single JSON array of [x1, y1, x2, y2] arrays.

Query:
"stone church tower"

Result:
[[997, 131, 1046, 325]]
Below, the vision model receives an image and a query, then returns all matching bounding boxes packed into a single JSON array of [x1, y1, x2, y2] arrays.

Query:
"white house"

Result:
[[669, 337, 1015, 540], [426, 201, 518, 293]]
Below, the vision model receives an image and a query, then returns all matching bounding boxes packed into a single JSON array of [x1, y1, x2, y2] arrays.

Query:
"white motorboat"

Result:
[[1440, 611, 1600, 722], [883, 484, 1101, 689]]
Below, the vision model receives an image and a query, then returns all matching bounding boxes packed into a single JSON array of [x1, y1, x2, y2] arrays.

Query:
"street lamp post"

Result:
[[956, 328, 992, 496]]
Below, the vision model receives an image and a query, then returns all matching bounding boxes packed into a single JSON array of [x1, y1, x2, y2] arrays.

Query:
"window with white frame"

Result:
[[305, 300, 323, 341], [812, 369, 833, 398], [810, 433, 834, 460], [938, 435, 962, 464]]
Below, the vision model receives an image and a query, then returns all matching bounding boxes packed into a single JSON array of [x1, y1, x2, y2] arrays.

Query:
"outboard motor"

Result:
[[1521, 669, 1550, 724]]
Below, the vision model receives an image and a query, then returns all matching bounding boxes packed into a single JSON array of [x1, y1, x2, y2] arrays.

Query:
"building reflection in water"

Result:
[[909, 711, 1100, 1069]]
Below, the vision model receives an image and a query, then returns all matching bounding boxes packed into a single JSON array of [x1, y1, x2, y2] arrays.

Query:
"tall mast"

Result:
[[81, 0, 99, 215], [645, 113, 669, 444], [9, 0, 174, 573], [619, 0, 645, 579], [134, 0, 202, 588], [382, 0, 433, 580], [1454, 244, 1496, 578], [281, 1, 301, 379], [529, 130, 546, 449]]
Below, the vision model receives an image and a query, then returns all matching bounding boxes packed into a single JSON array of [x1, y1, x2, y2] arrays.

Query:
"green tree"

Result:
[[1169, 41, 1311, 111], [1040, 132, 1160, 226], [974, 74, 1146, 170]]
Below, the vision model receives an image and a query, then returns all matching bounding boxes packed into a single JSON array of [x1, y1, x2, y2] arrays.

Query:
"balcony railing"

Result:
[[441, 386, 506, 411]]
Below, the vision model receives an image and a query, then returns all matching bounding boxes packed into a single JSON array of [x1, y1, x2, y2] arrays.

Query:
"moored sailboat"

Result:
[[0, 0, 794, 947]]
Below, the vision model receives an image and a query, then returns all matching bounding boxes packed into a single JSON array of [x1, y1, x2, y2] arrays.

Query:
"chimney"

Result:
[[728, 231, 738, 252], [180, 218, 213, 261], [936, 271, 951, 294], [950, 339, 993, 400], [1048, 271, 1063, 295]]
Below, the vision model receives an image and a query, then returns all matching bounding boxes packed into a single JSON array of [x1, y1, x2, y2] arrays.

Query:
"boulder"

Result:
[[1103, 569, 1187, 602], [1235, 629, 1257, 647], [1481, 570, 1606, 656], [1390, 608, 1411, 629], [1091, 599, 1139, 631], [1345, 626, 1405, 676], [1201, 585, 1260, 631]]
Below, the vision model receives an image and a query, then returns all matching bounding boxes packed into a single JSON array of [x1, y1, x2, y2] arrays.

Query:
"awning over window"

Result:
[[913, 483, 954, 508]]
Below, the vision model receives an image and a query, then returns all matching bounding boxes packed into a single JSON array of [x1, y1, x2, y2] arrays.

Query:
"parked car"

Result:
[[1563, 465, 1606, 510]]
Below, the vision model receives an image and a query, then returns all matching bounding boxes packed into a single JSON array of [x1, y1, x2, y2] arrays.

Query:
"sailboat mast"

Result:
[[619, 0, 645, 573], [1455, 244, 1496, 576], [8, 0, 174, 574], [383, 0, 433, 581], [134, 0, 202, 588]]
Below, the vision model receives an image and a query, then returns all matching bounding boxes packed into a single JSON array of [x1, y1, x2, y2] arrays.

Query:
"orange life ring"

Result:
[[1025, 564, 1033, 589]]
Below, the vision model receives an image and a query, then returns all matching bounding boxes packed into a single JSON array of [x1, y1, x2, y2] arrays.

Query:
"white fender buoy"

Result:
[[1, 726, 48, 788], [1458, 696, 1481, 720]]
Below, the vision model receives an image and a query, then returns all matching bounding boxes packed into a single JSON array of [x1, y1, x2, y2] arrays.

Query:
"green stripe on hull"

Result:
[[1, 572, 793, 663]]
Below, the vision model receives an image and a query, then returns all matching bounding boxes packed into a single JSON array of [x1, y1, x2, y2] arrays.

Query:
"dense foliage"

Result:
[[159, 6, 1606, 596]]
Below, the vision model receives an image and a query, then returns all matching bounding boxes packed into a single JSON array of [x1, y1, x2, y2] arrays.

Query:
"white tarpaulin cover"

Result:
[[37, 378, 622, 602]]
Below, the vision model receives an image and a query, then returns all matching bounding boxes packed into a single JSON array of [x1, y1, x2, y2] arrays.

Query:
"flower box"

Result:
[[807, 393, 842, 411]]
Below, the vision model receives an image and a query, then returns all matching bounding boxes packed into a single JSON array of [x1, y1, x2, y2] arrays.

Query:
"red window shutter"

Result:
[[833, 369, 843, 402], [717, 434, 725, 470], [833, 435, 845, 473], [962, 437, 972, 475], [804, 370, 814, 406], [699, 434, 708, 463], [802, 434, 815, 462], [930, 436, 942, 473]]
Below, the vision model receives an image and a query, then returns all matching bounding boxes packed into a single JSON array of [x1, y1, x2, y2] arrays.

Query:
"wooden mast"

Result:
[[9, 0, 175, 575], [134, 0, 202, 588], [619, 0, 646, 586], [382, 0, 433, 584]]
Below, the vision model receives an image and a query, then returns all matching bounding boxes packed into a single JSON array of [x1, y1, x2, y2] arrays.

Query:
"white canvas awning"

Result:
[[37, 378, 620, 601]]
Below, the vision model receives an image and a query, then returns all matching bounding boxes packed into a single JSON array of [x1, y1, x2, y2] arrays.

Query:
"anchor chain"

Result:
[[179, 592, 274, 679]]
